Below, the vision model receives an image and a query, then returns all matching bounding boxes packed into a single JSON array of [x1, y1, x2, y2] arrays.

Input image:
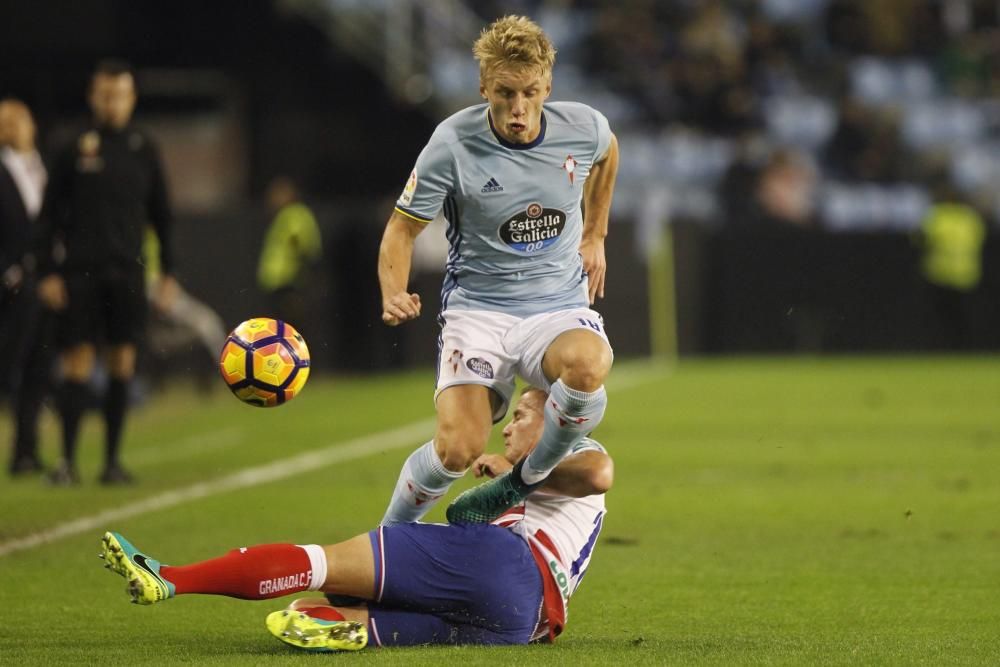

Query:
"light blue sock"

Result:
[[381, 441, 464, 525], [520, 380, 607, 486]]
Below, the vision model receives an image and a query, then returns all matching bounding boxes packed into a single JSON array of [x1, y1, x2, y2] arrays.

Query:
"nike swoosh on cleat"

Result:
[[132, 554, 162, 584]]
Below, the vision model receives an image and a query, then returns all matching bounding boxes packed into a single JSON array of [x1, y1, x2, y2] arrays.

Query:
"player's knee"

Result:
[[557, 343, 612, 392], [434, 400, 491, 471], [433, 424, 486, 472], [435, 440, 482, 472]]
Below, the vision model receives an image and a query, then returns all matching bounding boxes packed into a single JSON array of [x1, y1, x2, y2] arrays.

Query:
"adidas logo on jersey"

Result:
[[481, 177, 504, 194]]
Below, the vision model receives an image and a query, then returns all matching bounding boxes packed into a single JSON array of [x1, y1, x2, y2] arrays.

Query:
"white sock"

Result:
[[521, 381, 607, 486], [381, 441, 464, 525], [296, 543, 329, 591]]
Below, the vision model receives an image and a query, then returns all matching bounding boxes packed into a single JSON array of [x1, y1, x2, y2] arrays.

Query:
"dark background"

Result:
[[3, 0, 998, 372]]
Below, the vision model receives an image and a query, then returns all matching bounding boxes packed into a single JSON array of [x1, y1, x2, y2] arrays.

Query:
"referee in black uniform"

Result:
[[37, 60, 178, 485]]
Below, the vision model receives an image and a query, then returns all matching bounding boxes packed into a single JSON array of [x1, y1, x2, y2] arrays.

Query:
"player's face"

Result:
[[89, 73, 137, 130], [481, 67, 551, 144], [502, 391, 546, 463]]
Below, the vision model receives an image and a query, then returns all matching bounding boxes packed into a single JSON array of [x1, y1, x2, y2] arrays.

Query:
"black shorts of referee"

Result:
[[57, 263, 147, 348]]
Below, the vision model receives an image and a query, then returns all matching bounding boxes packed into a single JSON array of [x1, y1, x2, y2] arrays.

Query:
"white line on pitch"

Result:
[[129, 427, 244, 466], [0, 361, 668, 558], [0, 418, 436, 559]]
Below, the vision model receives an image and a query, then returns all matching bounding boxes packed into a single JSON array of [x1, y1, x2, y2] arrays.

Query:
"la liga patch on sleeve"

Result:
[[400, 168, 418, 206]]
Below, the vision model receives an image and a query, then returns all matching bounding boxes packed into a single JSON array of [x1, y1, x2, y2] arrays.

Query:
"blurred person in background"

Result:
[[377, 15, 618, 526], [753, 149, 818, 228], [718, 130, 769, 226], [256, 176, 322, 329], [721, 146, 817, 229], [36, 60, 178, 485], [143, 227, 227, 392], [680, 0, 745, 69], [0, 98, 52, 476], [917, 181, 986, 350], [825, 98, 909, 184]]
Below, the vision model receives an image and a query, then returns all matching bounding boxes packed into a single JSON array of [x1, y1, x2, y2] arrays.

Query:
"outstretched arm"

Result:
[[475, 449, 614, 498], [580, 133, 619, 304], [378, 210, 426, 325], [35, 147, 73, 310]]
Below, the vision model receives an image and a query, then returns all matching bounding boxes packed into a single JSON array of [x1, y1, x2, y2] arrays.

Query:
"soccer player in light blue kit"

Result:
[[379, 15, 620, 524]]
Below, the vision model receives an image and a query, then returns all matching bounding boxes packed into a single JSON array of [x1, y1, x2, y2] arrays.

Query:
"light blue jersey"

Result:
[[396, 102, 612, 317]]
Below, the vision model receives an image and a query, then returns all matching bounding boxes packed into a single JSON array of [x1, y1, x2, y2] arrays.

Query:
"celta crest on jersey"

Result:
[[562, 155, 577, 185], [499, 202, 567, 253], [447, 349, 464, 373]]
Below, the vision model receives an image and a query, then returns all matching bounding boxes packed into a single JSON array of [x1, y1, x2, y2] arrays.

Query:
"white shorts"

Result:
[[435, 308, 613, 422]]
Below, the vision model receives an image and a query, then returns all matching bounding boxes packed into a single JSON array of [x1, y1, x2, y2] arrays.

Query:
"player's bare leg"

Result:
[[320, 533, 376, 598], [448, 329, 611, 523], [381, 384, 494, 524], [50, 343, 96, 485]]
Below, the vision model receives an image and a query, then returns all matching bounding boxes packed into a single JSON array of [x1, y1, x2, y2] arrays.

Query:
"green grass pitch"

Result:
[[1, 356, 999, 665]]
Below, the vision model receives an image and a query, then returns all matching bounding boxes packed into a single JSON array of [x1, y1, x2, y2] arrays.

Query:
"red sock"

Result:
[[300, 606, 346, 621], [160, 544, 317, 599]]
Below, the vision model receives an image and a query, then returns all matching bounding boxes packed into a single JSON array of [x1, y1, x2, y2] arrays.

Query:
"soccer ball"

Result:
[[219, 317, 311, 407]]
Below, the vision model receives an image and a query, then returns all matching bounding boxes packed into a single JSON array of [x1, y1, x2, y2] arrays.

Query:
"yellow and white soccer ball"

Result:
[[218, 317, 310, 407]]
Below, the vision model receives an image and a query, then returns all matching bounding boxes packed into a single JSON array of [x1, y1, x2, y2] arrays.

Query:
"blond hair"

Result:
[[473, 15, 556, 82]]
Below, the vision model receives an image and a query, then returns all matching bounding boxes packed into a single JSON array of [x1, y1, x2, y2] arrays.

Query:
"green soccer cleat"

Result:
[[266, 610, 368, 652], [99, 531, 175, 605], [447, 459, 542, 524]]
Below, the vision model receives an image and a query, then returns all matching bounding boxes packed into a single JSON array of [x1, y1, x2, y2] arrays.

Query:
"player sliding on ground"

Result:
[[99, 388, 612, 650], [378, 15, 619, 526]]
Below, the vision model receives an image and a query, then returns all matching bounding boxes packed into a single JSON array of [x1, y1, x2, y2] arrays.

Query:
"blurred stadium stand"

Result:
[[3, 0, 999, 372]]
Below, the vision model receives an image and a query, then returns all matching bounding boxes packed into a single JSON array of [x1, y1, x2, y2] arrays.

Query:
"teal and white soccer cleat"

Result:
[[265, 610, 367, 652], [99, 531, 175, 605], [446, 459, 542, 524]]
